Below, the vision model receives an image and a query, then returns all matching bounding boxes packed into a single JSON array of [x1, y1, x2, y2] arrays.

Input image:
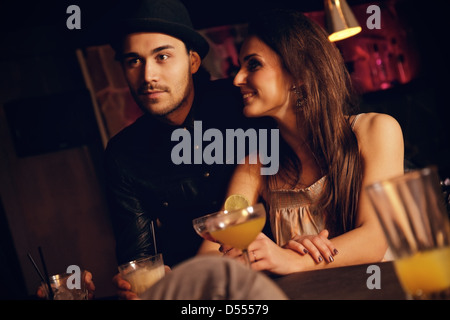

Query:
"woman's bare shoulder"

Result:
[[352, 112, 403, 143], [353, 113, 404, 177]]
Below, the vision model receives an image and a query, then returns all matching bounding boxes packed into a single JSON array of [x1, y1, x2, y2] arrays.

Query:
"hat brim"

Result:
[[112, 18, 209, 59]]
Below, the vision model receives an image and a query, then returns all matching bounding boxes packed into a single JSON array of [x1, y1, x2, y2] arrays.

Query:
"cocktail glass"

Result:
[[192, 211, 222, 243], [193, 203, 266, 267]]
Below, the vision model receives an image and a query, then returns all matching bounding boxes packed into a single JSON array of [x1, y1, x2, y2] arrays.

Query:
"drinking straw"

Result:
[[151, 220, 157, 254], [27, 252, 46, 284], [38, 246, 54, 299]]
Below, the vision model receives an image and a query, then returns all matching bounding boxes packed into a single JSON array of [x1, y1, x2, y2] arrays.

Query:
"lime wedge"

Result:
[[224, 194, 250, 211]]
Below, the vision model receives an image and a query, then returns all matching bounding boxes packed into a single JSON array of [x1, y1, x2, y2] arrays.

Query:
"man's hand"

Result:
[[112, 272, 138, 300], [36, 270, 95, 299], [113, 265, 171, 300]]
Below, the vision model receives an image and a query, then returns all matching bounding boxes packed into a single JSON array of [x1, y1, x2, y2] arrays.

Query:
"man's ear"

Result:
[[189, 51, 201, 74]]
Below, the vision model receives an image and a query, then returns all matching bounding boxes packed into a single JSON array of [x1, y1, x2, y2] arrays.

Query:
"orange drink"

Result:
[[210, 216, 266, 250], [193, 203, 267, 267], [366, 167, 450, 299], [394, 246, 450, 298], [200, 230, 216, 242]]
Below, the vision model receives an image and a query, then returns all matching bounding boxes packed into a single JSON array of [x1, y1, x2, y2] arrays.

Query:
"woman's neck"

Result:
[[275, 113, 308, 158], [274, 113, 324, 185]]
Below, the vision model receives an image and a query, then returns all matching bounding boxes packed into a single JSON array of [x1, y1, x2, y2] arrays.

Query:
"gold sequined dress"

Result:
[[267, 176, 327, 246]]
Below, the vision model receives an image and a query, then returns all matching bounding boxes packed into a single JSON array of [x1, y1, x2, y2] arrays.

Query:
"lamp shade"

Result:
[[325, 0, 362, 41]]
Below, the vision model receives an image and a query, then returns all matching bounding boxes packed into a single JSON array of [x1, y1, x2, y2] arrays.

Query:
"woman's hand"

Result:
[[222, 233, 309, 274], [221, 231, 338, 275], [284, 229, 338, 263]]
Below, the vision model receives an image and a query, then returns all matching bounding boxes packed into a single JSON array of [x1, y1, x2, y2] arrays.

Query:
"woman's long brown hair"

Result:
[[248, 9, 363, 237]]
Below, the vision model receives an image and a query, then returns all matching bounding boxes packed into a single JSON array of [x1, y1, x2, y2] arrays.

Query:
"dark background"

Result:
[[0, 0, 449, 299], [2, 0, 447, 170]]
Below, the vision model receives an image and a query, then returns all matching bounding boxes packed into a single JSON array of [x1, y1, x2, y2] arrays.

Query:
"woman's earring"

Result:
[[292, 85, 306, 109]]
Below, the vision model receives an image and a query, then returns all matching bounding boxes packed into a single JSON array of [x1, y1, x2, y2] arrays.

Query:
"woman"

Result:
[[199, 9, 404, 275]]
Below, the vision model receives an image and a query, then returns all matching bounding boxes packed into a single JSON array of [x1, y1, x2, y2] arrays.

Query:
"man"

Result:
[[103, 0, 265, 298]]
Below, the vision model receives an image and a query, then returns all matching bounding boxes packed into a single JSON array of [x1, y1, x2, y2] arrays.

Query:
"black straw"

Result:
[[27, 252, 46, 284], [151, 220, 157, 254], [38, 246, 54, 299]]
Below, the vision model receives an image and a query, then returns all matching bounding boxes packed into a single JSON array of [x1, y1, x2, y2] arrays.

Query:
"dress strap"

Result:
[[350, 113, 362, 130]]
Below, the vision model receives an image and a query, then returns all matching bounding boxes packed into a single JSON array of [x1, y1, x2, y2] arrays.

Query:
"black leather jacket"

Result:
[[104, 78, 268, 267]]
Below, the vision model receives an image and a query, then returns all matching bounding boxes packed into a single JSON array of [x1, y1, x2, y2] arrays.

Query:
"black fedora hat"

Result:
[[108, 0, 209, 58]]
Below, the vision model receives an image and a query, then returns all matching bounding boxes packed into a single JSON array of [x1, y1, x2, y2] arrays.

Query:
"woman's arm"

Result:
[[202, 157, 333, 270], [278, 113, 405, 273], [196, 158, 264, 255], [201, 113, 405, 274], [338, 112, 404, 263]]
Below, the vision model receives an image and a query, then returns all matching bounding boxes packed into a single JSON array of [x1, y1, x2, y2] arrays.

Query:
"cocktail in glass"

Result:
[[193, 203, 266, 266], [192, 211, 222, 243]]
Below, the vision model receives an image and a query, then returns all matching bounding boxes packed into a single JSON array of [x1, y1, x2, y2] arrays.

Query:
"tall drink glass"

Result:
[[366, 166, 450, 299]]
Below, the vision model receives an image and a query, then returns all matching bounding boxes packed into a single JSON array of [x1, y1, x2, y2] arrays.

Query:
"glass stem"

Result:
[[242, 249, 252, 268]]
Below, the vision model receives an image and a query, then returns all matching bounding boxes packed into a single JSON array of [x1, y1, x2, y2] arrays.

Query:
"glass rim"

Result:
[[47, 269, 87, 282], [50, 273, 70, 280], [118, 253, 162, 268], [366, 166, 438, 191], [193, 202, 265, 223]]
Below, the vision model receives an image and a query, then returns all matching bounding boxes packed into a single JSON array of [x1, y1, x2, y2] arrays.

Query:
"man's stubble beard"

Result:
[[134, 77, 194, 119]]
